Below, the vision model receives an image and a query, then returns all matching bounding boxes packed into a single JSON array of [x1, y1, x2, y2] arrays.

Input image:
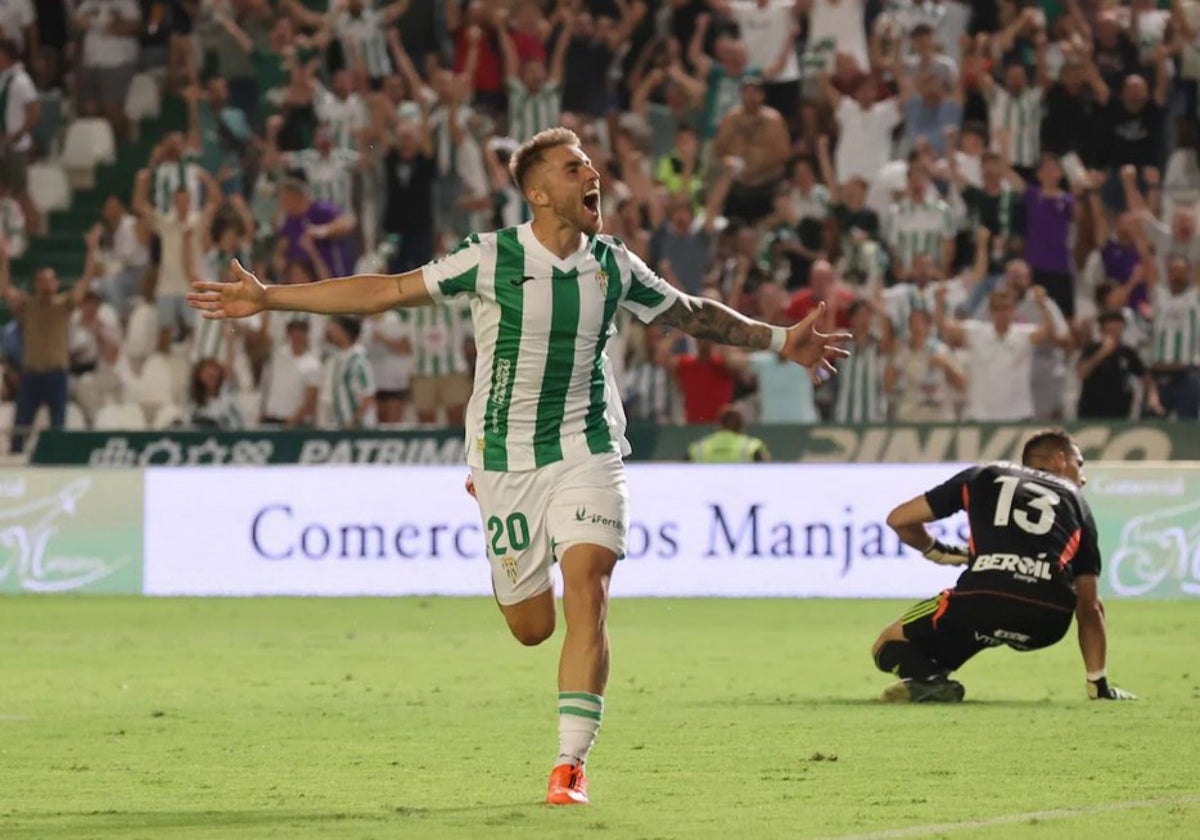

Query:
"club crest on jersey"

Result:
[[501, 555, 518, 584], [595, 269, 609, 296]]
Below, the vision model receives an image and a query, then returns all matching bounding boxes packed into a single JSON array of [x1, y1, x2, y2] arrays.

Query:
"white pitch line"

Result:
[[822, 794, 1200, 840]]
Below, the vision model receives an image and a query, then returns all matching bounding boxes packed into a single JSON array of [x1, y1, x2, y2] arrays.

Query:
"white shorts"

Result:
[[470, 452, 629, 606]]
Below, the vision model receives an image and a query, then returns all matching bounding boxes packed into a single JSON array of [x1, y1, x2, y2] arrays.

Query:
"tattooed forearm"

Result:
[[654, 295, 773, 349]]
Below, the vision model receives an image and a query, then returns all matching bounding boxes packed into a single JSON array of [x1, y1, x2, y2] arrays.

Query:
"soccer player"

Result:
[[188, 127, 852, 805], [871, 429, 1136, 703]]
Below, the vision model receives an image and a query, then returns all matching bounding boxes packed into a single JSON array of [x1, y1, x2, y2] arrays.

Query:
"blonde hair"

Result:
[[509, 127, 581, 192]]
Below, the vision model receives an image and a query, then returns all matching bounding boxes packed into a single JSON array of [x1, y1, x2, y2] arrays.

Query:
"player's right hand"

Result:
[[1087, 677, 1137, 700], [922, 539, 970, 566], [187, 259, 267, 320]]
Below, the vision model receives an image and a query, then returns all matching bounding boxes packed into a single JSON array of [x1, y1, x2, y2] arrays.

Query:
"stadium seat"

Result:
[[65, 401, 89, 431], [61, 119, 117, 190], [125, 73, 162, 125], [152, 403, 184, 430], [27, 162, 71, 215], [135, 353, 176, 413], [92, 403, 148, 431]]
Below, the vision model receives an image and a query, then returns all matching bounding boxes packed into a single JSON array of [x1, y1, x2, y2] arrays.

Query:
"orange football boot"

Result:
[[546, 762, 589, 805]]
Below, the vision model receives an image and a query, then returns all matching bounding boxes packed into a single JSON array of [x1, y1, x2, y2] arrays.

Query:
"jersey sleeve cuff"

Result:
[[421, 267, 447, 303]]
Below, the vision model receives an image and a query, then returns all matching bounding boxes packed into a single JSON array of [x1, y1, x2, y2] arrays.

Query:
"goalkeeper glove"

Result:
[[1086, 676, 1137, 700], [922, 539, 970, 566]]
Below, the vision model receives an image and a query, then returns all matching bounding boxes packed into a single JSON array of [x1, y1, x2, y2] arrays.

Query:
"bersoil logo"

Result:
[[0, 477, 131, 592]]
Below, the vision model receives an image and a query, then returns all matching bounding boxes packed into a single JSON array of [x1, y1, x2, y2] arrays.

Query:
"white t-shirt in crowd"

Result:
[[262, 345, 322, 422], [363, 309, 414, 392], [809, 0, 869, 72], [962, 320, 1038, 421], [0, 62, 37, 152], [835, 96, 901, 186], [152, 209, 203, 297], [77, 0, 142, 68], [731, 1, 800, 83]]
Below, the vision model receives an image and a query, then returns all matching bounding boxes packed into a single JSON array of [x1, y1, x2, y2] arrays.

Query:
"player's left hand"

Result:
[[782, 301, 853, 384], [922, 539, 970, 566], [1087, 677, 1137, 700]]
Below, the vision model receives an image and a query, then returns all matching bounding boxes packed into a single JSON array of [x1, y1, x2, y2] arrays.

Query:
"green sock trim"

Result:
[[558, 691, 603, 704], [559, 706, 603, 721]]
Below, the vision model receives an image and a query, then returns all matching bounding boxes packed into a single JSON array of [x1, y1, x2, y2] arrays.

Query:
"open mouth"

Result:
[[582, 189, 601, 217]]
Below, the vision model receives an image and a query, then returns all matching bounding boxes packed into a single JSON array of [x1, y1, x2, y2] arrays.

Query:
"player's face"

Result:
[[1061, 445, 1086, 488], [536, 145, 603, 236]]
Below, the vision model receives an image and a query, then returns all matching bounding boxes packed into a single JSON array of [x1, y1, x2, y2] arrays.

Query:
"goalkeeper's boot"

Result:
[[546, 762, 589, 805], [880, 674, 965, 703]]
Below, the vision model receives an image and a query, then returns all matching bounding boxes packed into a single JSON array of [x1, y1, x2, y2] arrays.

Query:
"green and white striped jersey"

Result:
[[1150, 285, 1200, 366], [192, 248, 251, 363], [422, 223, 684, 471], [398, 302, 472, 377], [333, 8, 392, 79], [316, 89, 369, 151], [507, 78, 562, 143], [153, 158, 204, 213], [292, 149, 358, 209], [834, 336, 884, 423], [988, 86, 1043, 169], [330, 344, 377, 428], [882, 197, 956, 273]]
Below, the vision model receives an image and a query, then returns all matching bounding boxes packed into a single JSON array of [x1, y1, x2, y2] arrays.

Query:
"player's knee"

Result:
[[509, 616, 556, 647]]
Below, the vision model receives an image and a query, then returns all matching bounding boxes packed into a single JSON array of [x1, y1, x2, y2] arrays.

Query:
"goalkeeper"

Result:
[[870, 428, 1137, 704]]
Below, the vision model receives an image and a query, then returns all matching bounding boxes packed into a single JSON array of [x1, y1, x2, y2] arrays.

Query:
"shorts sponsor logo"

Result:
[[973, 629, 1033, 650], [574, 507, 622, 531], [971, 553, 1054, 582]]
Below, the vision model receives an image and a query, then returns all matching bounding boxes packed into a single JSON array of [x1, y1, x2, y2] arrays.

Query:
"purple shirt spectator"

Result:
[[278, 199, 355, 278], [1101, 239, 1148, 311], [1023, 188, 1074, 274]]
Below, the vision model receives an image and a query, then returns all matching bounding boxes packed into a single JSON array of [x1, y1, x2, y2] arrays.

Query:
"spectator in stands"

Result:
[[824, 69, 901, 187], [188, 79, 254, 197], [68, 286, 120, 376], [382, 109, 437, 273], [885, 307, 965, 422], [1142, 251, 1200, 420], [0, 1, 33, 54], [833, 298, 889, 422], [1003, 257, 1071, 420], [672, 332, 747, 426], [0, 37, 39, 236], [686, 405, 768, 463], [324, 315, 376, 429], [95, 195, 150, 315], [199, 1, 268, 125], [624, 326, 678, 424], [883, 159, 956, 279], [134, 165, 222, 347], [150, 131, 204, 213], [0, 230, 100, 451], [900, 70, 962, 159], [784, 259, 856, 328], [188, 356, 243, 429], [74, 0, 142, 141], [275, 177, 356, 280], [1077, 310, 1157, 419], [498, 6, 568, 141], [402, 300, 472, 427], [936, 285, 1058, 422], [713, 71, 791, 223], [1021, 153, 1090, 318], [717, 0, 802, 125], [259, 317, 320, 427], [363, 308, 413, 424], [747, 341, 819, 424]]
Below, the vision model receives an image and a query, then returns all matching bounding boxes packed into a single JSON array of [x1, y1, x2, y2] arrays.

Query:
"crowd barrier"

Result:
[[29, 421, 1197, 466], [2, 463, 1196, 600]]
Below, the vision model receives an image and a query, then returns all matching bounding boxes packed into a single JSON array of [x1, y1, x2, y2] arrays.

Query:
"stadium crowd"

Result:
[[2, 0, 1200, 447]]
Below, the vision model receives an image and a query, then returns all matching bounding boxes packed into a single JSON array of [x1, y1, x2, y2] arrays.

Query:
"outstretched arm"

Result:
[[188, 260, 434, 319], [1075, 574, 1135, 699], [651, 295, 851, 378]]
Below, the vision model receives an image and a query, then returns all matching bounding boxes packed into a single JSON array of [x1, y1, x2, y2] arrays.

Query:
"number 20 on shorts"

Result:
[[488, 513, 530, 555]]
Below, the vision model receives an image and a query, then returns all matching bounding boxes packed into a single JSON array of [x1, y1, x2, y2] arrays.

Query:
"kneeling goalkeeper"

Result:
[[871, 429, 1136, 703]]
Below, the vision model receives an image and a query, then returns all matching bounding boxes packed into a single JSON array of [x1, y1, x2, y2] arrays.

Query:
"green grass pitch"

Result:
[[1, 597, 1197, 839]]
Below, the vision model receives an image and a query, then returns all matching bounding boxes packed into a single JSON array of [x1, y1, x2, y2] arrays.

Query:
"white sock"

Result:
[[556, 691, 603, 767]]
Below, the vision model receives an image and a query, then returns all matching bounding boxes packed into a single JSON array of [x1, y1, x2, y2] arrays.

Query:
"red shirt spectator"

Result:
[[783, 287, 857, 328], [454, 27, 504, 99], [675, 349, 736, 424]]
